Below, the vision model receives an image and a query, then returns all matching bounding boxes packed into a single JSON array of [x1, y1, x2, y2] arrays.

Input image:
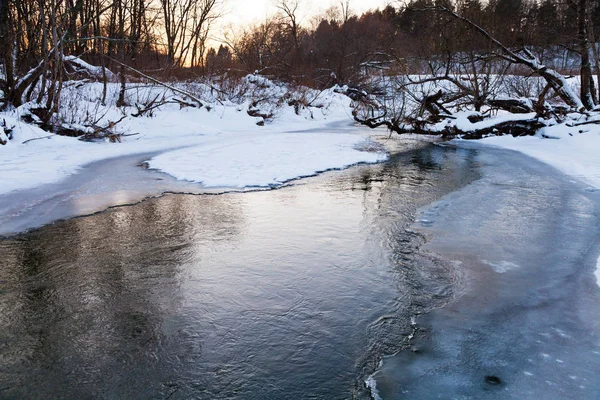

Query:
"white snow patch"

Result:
[[365, 375, 383, 400], [482, 260, 519, 273], [147, 132, 386, 188], [0, 83, 386, 195], [457, 111, 537, 132], [596, 255, 600, 288], [480, 124, 600, 189]]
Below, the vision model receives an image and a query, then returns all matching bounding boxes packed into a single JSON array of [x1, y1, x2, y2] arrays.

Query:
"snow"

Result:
[[482, 260, 520, 273], [148, 132, 385, 188], [365, 375, 383, 400], [0, 83, 386, 195], [596, 256, 600, 288], [3, 77, 600, 195], [480, 122, 600, 189], [63, 55, 117, 80], [437, 111, 538, 133], [2, 74, 600, 195]]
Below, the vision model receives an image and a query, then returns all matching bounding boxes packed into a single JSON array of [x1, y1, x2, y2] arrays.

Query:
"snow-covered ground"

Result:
[[147, 131, 385, 188], [0, 82, 386, 195], [480, 121, 600, 190], [3, 78, 600, 197]]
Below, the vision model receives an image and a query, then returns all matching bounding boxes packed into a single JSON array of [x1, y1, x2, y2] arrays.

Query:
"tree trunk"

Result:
[[579, 0, 595, 109], [590, 32, 600, 104], [430, 7, 586, 111], [0, 0, 16, 107]]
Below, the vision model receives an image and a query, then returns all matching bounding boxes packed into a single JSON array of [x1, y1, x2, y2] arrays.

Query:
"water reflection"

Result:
[[0, 142, 480, 399]]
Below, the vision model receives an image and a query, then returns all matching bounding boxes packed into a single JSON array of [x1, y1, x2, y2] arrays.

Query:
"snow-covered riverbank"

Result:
[[0, 84, 386, 195], [480, 121, 600, 190]]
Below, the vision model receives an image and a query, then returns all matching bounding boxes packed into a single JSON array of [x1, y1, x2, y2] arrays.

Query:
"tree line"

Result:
[[221, 0, 591, 87], [0, 0, 596, 112]]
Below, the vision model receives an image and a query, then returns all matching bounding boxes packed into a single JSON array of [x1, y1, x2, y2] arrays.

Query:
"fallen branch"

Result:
[[105, 56, 205, 107], [22, 135, 53, 144], [422, 7, 585, 111], [353, 109, 545, 140], [487, 98, 533, 113], [566, 118, 600, 127]]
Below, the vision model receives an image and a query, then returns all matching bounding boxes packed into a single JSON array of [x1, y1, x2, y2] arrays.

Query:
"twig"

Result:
[[22, 135, 53, 144], [104, 56, 205, 107]]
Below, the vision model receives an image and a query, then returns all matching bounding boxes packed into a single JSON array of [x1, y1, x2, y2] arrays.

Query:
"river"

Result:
[[0, 140, 599, 399]]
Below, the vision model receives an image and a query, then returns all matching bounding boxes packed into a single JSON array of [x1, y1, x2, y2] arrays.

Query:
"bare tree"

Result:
[[160, 0, 220, 67], [276, 0, 300, 50], [429, 6, 585, 111], [0, 0, 16, 107], [575, 0, 595, 108]]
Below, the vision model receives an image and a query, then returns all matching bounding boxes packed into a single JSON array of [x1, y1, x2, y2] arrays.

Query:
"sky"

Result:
[[220, 0, 393, 31]]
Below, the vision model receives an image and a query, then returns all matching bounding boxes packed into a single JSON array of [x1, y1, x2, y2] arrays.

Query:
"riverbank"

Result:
[[0, 83, 386, 196], [2, 75, 600, 197]]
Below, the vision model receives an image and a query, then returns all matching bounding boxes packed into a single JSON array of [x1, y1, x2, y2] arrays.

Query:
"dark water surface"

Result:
[[0, 142, 480, 399]]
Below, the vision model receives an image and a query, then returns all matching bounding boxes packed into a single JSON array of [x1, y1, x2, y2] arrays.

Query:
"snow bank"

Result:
[[147, 132, 386, 188], [480, 123, 600, 189], [596, 256, 600, 288], [0, 82, 384, 195]]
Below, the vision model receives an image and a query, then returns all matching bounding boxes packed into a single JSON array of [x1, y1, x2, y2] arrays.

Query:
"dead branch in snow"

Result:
[[352, 106, 546, 140], [104, 56, 205, 108], [421, 7, 585, 111], [21, 135, 54, 144]]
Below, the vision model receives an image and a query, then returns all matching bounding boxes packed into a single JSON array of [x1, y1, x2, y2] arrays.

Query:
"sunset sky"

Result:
[[221, 0, 393, 30]]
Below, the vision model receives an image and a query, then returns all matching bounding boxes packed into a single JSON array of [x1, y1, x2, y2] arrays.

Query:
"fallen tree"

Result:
[[347, 7, 593, 139], [352, 102, 546, 140], [428, 7, 585, 112]]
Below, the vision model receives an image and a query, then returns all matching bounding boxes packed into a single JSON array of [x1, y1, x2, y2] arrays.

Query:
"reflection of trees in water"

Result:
[[340, 143, 481, 386], [0, 193, 244, 398], [340, 143, 478, 195]]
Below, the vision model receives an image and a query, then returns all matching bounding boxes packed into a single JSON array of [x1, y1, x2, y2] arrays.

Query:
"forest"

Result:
[[0, 0, 597, 140]]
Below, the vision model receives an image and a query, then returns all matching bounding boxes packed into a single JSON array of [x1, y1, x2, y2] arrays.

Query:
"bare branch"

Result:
[[104, 56, 204, 107]]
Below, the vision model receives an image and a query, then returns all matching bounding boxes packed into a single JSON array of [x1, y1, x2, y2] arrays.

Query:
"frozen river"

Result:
[[0, 140, 599, 399], [370, 142, 600, 399]]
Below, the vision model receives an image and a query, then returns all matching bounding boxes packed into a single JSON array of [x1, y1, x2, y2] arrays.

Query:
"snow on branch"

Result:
[[105, 56, 205, 108], [421, 7, 585, 111], [63, 55, 116, 81]]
